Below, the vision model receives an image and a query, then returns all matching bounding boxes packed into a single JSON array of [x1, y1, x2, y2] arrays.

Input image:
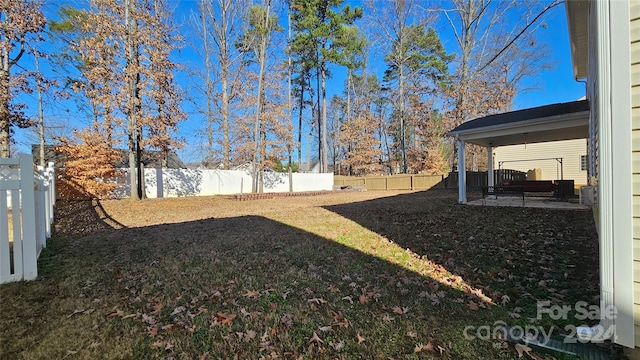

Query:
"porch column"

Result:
[[457, 138, 466, 203], [487, 146, 494, 187]]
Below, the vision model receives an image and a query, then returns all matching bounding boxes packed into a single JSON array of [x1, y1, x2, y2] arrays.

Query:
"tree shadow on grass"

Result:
[[323, 189, 600, 328], [0, 196, 528, 360]]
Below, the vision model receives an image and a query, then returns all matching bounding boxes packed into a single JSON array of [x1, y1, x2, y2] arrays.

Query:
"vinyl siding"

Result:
[[632, 0, 640, 346], [492, 139, 588, 184]]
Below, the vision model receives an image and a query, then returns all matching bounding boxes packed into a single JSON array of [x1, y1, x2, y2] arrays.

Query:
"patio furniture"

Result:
[[482, 185, 525, 205]]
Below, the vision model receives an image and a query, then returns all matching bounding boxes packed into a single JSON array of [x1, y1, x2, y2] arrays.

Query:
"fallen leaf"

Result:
[[67, 309, 84, 318], [414, 343, 434, 353], [170, 306, 186, 316], [468, 301, 479, 311], [309, 332, 323, 345], [215, 313, 236, 326], [151, 340, 164, 349], [88, 342, 100, 349], [142, 313, 155, 325], [243, 290, 261, 299], [341, 296, 353, 304], [382, 313, 395, 322], [108, 309, 124, 317], [319, 325, 332, 332], [151, 303, 163, 315], [509, 311, 522, 319], [501, 294, 511, 305], [356, 333, 366, 344], [280, 314, 294, 328], [245, 330, 257, 341], [164, 342, 174, 352], [424, 341, 435, 351], [437, 345, 447, 354], [515, 343, 532, 358], [307, 297, 327, 305], [359, 294, 369, 304], [329, 339, 345, 351], [62, 350, 78, 359], [392, 306, 403, 314], [148, 325, 159, 337], [406, 331, 417, 338]]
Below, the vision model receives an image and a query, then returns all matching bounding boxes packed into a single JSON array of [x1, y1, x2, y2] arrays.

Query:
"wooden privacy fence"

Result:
[[335, 170, 526, 192], [334, 174, 445, 191], [0, 155, 55, 284]]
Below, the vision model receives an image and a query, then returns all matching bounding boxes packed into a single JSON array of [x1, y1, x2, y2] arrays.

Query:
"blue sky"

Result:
[[11, 0, 586, 163]]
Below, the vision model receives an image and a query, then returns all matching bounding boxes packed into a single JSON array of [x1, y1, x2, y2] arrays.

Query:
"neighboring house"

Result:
[[449, 0, 638, 352], [493, 138, 588, 185]]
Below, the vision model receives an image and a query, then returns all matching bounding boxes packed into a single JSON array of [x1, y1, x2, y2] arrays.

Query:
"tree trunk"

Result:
[[252, 0, 270, 193], [203, 7, 214, 168], [125, 0, 139, 199], [321, 65, 328, 173], [35, 55, 45, 166], [399, 59, 407, 174], [297, 81, 304, 169], [222, 71, 230, 169], [0, 58, 10, 158]]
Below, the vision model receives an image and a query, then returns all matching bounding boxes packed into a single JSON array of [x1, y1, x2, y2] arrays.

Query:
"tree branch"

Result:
[[9, 41, 26, 66], [477, 0, 561, 73]]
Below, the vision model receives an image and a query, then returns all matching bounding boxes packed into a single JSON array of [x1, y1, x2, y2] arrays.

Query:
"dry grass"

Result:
[[0, 189, 607, 359]]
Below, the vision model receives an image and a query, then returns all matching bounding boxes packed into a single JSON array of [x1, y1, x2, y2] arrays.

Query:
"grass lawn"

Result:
[[0, 189, 604, 359]]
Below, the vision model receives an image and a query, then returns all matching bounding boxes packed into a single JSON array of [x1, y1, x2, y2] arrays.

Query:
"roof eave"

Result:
[[448, 109, 589, 138], [565, 1, 588, 80]]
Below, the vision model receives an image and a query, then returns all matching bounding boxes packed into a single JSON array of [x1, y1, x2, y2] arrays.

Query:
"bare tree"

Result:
[[198, 0, 248, 169], [441, 0, 560, 170], [0, 0, 45, 157]]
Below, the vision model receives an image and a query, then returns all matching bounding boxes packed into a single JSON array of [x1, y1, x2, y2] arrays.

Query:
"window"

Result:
[[580, 155, 588, 171]]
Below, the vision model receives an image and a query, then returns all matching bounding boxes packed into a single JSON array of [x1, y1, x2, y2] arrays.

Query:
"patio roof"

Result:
[[448, 100, 589, 147]]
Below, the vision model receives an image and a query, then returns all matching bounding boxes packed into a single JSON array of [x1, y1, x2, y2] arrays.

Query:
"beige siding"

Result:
[[633, 63, 640, 86], [493, 139, 587, 184], [633, 1, 640, 20]]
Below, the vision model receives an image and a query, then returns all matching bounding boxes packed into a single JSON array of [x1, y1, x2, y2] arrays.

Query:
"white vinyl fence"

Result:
[[0, 155, 55, 284], [114, 168, 334, 198]]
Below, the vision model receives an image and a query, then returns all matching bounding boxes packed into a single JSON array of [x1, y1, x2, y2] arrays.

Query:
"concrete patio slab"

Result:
[[466, 196, 590, 210]]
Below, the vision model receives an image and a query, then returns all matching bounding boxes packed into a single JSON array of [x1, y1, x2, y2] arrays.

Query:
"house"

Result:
[[449, 0, 638, 353], [492, 138, 588, 185]]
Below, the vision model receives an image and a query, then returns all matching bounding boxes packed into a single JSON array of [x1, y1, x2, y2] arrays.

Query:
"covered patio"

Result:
[[448, 100, 590, 204], [466, 196, 590, 210]]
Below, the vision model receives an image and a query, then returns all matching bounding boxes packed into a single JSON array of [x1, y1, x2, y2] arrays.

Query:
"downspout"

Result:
[[576, 0, 634, 346]]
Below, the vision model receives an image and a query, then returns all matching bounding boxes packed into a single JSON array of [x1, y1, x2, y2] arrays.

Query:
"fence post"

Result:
[[19, 155, 38, 281], [48, 162, 56, 207]]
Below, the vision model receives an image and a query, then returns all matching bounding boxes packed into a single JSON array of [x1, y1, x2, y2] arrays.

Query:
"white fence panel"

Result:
[[0, 155, 55, 284], [115, 168, 333, 198]]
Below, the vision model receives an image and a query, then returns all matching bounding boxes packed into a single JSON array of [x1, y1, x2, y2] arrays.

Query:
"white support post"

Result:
[[457, 138, 466, 203], [19, 155, 38, 281], [487, 146, 494, 187]]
